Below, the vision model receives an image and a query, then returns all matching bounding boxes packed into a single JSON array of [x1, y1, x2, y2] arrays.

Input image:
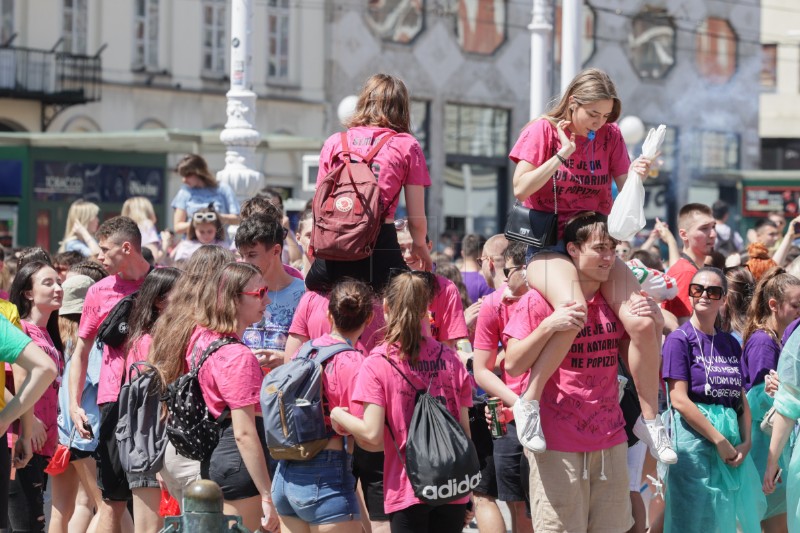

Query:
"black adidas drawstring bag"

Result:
[[384, 346, 481, 506]]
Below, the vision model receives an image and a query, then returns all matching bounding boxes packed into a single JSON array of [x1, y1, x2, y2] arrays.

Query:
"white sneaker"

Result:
[[633, 415, 677, 464], [513, 398, 546, 453]]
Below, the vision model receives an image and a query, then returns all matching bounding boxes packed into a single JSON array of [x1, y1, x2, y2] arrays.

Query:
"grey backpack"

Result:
[[116, 361, 168, 474], [261, 340, 351, 461]]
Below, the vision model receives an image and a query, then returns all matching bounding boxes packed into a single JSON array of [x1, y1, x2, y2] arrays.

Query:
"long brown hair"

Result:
[[175, 154, 217, 188], [539, 68, 621, 127], [743, 267, 800, 344], [721, 266, 754, 337], [198, 262, 261, 335], [149, 245, 235, 385], [345, 74, 411, 133], [382, 272, 435, 365]]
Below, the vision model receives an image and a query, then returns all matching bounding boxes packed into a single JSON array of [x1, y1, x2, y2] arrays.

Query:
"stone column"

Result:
[[529, 0, 553, 119]]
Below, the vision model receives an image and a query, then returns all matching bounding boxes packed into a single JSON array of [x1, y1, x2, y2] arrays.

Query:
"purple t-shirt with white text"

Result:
[[662, 322, 743, 409], [741, 329, 781, 391]]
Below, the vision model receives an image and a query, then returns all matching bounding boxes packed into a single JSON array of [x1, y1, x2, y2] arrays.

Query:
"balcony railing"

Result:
[[0, 45, 101, 102]]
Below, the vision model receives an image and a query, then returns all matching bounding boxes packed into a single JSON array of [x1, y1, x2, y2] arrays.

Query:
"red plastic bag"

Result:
[[159, 488, 180, 517], [44, 444, 71, 476]]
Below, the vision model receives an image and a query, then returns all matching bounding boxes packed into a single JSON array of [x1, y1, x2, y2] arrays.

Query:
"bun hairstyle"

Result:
[[747, 242, 778, 282], [328, 279, 374, 333], [382, 271, 436, 365], [743, 266, 800, 344]]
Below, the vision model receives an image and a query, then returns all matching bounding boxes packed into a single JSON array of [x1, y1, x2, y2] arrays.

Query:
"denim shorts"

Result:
[[272, 450, 360, 525], [525, 240, 567, 264]]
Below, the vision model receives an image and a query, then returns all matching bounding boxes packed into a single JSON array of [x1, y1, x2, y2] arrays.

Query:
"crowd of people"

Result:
[[2, 69, 800, 533]]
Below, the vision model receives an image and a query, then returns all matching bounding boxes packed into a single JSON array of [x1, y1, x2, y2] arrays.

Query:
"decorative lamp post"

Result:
[[529, 0, 554, 119], [217, 0, 263, 206]]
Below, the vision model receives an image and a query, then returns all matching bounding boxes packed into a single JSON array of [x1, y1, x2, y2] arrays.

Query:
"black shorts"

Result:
[[305, 223, 407, 294], [95, 402, 131, 502], [493, 421, 529, 505], [70, 448, 94, 461], [352, 446, 389, 521], [201, 417, 270, 501], [389, 503, 467, 533]]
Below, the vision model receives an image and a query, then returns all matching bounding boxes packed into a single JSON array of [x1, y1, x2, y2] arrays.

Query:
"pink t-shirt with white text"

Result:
[[473, 285, 529, 396], [288, 291, 385, 354], [503, 290, 627, 453], [352, 337, 473, 514], [430, 275, 468, 342], [509, 119, 630, 238], [185, 326, 262, 419], [303, 333, 365, 433], [21, 321, 62, 457], [317, 126, 431, 219], [78, 274, 146, 404]]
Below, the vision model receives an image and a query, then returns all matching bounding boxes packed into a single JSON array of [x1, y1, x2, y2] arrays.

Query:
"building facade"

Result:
[[0, 0, 761, 245]]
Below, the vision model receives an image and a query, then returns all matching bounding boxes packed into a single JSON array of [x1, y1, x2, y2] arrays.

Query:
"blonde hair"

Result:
[[175, 154, 217, 188], [345, 74, 411, 133], [59, 199, 100, 252], [382, 272, 435, 365], [541, 68, 621, 127], [121, 197, 157, 226]]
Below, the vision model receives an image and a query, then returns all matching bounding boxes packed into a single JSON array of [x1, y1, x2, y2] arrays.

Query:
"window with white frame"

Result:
[[202, 0, 226, 76], [133, 0, 159, 69], [0, 0, 13, 46], [63, 0, 87, 54], [267, 0, 290, 81]]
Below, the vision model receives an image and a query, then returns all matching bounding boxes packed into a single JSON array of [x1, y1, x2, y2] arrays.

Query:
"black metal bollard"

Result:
[[159, 480, 250, 532]]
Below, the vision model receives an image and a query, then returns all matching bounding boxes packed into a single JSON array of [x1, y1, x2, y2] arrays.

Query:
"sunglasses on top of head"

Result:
[[193, 212, 218, 223], [688, 283, 724, 301]]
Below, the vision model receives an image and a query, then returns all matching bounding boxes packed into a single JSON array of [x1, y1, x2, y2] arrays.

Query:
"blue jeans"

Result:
[[525, 239, 567, 263], [272, 449, 360, 525]]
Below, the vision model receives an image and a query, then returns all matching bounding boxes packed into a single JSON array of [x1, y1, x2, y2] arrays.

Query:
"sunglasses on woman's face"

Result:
[[193, 212, 218, 223], [688, 283, 724, 300], [503, 265, 524, 278], [240, 285, 268, 299]]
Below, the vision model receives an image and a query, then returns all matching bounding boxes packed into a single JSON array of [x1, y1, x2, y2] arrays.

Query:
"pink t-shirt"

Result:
[[78, 274, 146, 404], [430, 275, 468, 342], [21, 321, 62, 457], [303, 333, 365, 433], [125, 334, 152, 376], [662, 257, 697, 319], [503, 290, 627, 453], [509, 119, 630, 238], [186, 326, 263, 419], [352, 337, 473, 514], [473, 285, 530, 396], [288, 291, 385, 354], [317, 126, 431, 219]]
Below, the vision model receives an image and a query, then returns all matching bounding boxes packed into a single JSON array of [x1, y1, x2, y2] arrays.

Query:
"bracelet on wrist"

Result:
[[262, 496, 273, 503], [555, 153, 567, 164]]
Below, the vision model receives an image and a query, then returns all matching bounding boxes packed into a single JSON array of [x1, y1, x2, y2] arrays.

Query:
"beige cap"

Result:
[[59, 275, 94, 316]]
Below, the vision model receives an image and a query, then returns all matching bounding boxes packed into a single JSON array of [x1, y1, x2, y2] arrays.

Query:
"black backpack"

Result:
[[384, 346, 481, 506], [163, 337, 240, 461], [96, 293, 138, 348], [116, 361, 168, 474]]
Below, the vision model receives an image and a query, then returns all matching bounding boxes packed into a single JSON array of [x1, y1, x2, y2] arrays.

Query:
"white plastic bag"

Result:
[[608, 124, 667, 241]]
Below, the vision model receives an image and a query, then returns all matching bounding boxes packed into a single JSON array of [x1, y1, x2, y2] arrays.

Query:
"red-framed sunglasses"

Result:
[[241, 286, 269, 298]]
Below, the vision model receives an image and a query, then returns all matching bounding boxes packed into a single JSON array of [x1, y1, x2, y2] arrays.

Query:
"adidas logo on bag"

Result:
[[420, 473, 482, 500]]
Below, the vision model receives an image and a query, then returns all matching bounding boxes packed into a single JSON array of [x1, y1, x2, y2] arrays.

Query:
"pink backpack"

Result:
[[310, 131, 396, 261]]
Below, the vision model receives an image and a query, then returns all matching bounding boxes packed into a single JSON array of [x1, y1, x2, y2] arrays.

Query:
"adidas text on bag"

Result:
[[116, 361, 168, 474], [163, 337, 240, 462], [309, 131, 396, 261], [384, 346, 482, 507], [261, 340, 351, 461]]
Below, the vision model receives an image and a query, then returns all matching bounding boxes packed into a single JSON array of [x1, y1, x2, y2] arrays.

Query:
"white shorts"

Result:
[[626, 441, 647, 492]]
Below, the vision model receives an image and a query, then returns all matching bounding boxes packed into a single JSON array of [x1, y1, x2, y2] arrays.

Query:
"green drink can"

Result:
[[487, 397, 506, 438]]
